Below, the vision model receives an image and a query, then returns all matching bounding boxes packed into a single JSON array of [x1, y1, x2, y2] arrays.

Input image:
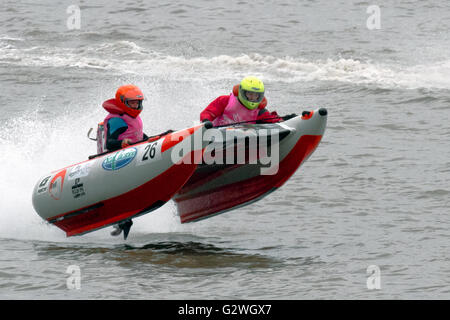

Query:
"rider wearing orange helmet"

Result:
[[102, 84, 149, 151]]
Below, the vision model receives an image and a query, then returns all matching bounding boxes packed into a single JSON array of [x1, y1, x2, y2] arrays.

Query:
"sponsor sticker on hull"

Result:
[[102, 147, 137, 171], [37, 175, 51, 195], [49, 169, 67, 200], [71, 178, 86, 199], [68, 162, 92, 181]]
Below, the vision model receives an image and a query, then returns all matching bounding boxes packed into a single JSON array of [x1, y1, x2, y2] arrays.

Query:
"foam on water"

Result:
[[2, 39, 450, 90]]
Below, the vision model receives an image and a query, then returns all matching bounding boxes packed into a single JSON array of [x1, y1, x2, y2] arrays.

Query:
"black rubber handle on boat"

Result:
[[203, 120, 213, 129]]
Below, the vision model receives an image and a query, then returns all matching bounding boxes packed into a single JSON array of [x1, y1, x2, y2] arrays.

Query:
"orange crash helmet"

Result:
[[115, 84, 144, 118]]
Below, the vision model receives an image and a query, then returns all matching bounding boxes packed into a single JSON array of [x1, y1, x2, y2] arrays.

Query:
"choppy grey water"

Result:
[[0, 0, 449, 299]]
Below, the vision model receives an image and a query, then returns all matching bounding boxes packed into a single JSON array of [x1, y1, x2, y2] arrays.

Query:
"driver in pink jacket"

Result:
[[102, 84, 149, 152], [200, 76, 281, 126]]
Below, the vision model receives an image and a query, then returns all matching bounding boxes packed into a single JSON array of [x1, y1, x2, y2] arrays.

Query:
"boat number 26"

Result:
[[142, 142, 158, 161]]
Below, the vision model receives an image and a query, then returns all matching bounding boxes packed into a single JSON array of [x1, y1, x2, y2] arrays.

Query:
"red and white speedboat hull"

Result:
[[173, 108, 328, 223], [32, 124, 209, 237]]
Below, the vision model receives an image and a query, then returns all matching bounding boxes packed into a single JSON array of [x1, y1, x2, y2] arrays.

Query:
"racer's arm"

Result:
[[200, 95, 230, 122]]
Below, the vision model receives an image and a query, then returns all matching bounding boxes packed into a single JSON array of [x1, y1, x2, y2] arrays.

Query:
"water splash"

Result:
[[0, 105, 192, 242]]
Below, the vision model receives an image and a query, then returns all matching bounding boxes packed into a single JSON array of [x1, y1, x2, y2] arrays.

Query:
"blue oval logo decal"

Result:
[[102, 148, 137, 171]]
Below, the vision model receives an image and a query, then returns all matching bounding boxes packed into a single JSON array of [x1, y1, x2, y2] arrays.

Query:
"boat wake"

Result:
[[2, 38, 450, 90]]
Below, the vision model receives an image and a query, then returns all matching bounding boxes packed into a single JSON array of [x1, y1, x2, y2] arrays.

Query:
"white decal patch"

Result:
[[68, 162, 92, 181], [136, 141, 162, 166]]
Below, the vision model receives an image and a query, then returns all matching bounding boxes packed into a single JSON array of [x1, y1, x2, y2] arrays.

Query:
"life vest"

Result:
[[99, 99, 144, 152], [212, 85, 268, 126]]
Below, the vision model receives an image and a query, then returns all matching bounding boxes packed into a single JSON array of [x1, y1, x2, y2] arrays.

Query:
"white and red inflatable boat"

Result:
[[32, 108, 327, 238]]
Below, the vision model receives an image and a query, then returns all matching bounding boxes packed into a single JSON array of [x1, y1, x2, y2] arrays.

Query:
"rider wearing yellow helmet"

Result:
[[200, 76, 281, 126]]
